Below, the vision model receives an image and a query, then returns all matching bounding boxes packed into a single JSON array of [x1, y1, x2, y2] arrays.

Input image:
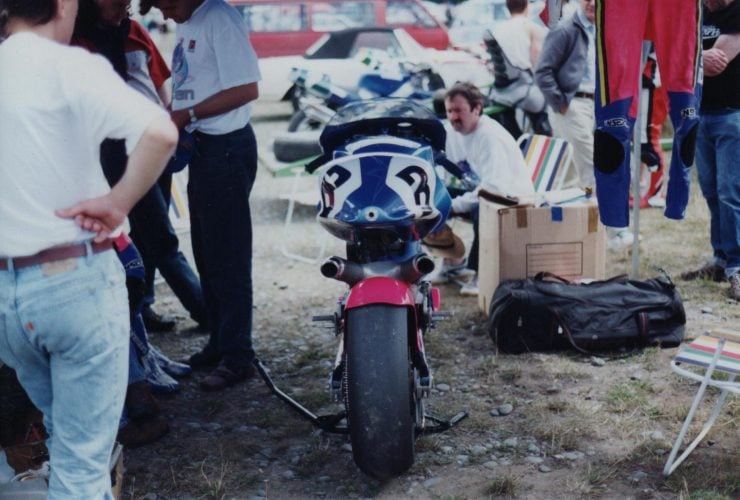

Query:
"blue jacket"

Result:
[[534, 13, 590, 111]]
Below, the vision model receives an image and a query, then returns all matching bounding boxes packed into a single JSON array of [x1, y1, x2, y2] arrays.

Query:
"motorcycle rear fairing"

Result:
[[317, 151, 449, 245], [344, 276, 416, 309]]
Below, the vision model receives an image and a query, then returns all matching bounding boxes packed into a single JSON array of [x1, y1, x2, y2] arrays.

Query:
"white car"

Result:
[[258, 27, 491, 103]]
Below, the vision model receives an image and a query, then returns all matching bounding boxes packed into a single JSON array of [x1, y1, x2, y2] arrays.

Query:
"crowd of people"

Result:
[[0, 0, 737, 496], [426, 0, 738, 302]]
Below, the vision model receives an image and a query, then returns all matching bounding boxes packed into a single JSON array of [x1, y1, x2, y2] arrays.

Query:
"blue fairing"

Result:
[[316, 99, 451, 251], [358, 73, 409, 96]]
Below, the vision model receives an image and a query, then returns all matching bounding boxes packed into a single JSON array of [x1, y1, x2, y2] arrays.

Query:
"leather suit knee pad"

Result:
[[594, 130, 625, 174], [679, 123, 698, 167]]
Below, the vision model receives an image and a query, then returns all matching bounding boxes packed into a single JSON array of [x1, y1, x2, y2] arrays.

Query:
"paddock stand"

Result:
[[253, 358, 468, 436]]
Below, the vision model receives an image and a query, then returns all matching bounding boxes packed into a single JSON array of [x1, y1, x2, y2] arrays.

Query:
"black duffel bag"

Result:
[[488, 271, 685, 354]]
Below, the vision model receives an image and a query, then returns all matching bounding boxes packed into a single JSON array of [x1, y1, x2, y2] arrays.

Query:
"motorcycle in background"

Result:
[[257, 99, 467, 479], [481, 29, 551, 138], [287, 54, 446, 132]]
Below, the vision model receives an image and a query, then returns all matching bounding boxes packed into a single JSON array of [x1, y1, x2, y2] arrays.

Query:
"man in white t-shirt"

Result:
[[0, 0, 177, 497], [427, 82, 534, 295], [155, 0, 262, 391]]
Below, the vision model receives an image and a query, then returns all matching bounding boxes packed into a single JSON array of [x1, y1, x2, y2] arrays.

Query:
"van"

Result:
[[229, 0, 450, 57]]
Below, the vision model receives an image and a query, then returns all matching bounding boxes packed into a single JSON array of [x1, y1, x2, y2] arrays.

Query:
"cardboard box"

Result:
[[478, 199, 606, 314]]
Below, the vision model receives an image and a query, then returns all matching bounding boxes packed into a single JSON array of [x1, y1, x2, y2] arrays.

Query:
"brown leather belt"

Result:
[[574, 91, 594, 100], [0, 240, 113, 271]]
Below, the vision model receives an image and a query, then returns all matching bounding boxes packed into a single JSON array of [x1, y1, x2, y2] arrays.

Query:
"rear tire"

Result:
[[345, 304, 415, 480], [272, 131, 323, 163]]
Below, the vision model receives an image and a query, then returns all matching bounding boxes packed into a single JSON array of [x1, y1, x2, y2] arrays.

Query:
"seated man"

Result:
[[424, 82, 534, 295]]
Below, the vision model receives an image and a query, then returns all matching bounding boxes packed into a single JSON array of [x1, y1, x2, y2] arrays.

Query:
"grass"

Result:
[[605, 380, 656, 414], [293, 435, 338, 478], [483, 475, 521, 497]]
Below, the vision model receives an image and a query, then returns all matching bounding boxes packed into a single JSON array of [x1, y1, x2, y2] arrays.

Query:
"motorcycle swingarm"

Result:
[[254, 359, 468, 436]]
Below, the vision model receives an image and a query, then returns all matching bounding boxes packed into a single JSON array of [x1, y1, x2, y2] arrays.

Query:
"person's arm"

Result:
[[704, 33, 740, 77], [529, 22, 547, 68], [157, 80, 172, 108], [716, 32, 740, 62], [56, 115, 177, 241], [535, 27, 569, 113], [170, 82, 259, 129]]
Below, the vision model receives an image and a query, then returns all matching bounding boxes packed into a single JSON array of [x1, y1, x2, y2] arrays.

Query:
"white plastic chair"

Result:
[[257, 145, 327, 264], [277, 161, 328, 264], [663, 328, 740, 476]]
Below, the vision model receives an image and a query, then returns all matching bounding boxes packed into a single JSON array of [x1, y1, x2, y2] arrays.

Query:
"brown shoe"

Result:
[[680, 263, 725, 282], [200, 362, 255, 392], [117, 416, 169, 449], [125, 381, 160, 420], [729, 273, 740, 301]]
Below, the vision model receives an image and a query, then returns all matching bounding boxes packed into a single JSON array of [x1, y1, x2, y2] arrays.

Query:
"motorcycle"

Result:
[[481, 29, 551, 138], [256, 98, 467, 479], [287, 56, 446, 132]]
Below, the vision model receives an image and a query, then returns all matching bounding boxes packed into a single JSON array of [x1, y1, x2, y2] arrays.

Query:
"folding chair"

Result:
[[663, 328, 740, 476], [257, 144, 326, 264], [277, 158, 328, 264], [516, 133, 574, 193]]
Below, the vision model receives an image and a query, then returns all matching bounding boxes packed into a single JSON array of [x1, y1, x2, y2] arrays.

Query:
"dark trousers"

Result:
[[447, 187, 480, 273], [100, 140, 206, 324], [188, 124, 258, 370]]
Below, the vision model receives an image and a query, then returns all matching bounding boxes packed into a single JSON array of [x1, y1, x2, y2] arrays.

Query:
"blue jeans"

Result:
[[695, 109, 740, 278], [189, 124, 258, 370], [0, 247, 129, 499]]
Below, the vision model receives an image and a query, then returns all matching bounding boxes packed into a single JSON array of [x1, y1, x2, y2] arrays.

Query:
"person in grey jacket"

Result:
[[534, 0, 595, 189]]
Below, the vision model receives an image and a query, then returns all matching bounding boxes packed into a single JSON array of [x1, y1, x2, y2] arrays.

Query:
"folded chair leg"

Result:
[[663, 344, 726, 477], [280, 170, 326, 264], [663, 387, 730, 476]]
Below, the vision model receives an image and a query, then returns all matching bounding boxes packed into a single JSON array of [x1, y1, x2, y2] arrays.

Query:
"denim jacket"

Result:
[[534, 14, 590, 111]]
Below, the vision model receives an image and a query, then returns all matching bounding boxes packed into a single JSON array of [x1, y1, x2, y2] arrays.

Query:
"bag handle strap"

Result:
[[535, 272, 631, 285], [534, 272, 571, 284], [550, 307, 640, 360]]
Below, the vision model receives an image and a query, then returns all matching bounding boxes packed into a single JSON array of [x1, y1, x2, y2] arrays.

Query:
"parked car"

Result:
[[258, 27, 490, 102], [229, 0, 450, 57]]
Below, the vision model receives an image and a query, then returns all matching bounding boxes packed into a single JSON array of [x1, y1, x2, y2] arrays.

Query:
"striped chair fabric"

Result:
[[674, 332, 740, 376], [517, 133, 574, 193]]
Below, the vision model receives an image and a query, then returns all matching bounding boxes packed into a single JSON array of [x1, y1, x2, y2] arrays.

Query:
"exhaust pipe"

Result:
[[320, 253, 435, 286], [320, 256, 365, 285], [399, 253, 435, 283]]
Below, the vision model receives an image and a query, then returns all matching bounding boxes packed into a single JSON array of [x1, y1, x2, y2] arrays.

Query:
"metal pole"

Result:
[[630, 42, 650, 279]]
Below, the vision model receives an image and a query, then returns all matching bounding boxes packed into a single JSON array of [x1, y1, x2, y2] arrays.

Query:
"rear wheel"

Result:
[[272, 131, 323, 163], [345, 304, 415, 480]]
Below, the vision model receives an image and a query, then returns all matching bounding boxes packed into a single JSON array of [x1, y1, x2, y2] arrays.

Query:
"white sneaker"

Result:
[[647, 193, 666, 207], [12, 461, 50, 482], [607, 229, 635, 250], [459, 276, 479, 296], [427, 258, 475, 284]]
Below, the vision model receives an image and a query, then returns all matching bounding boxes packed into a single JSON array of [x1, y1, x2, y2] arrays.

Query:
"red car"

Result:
[[229, 0, 450, 57]]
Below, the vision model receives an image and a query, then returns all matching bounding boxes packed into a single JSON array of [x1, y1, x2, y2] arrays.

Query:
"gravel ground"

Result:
[[120, 100, 739, 500]]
